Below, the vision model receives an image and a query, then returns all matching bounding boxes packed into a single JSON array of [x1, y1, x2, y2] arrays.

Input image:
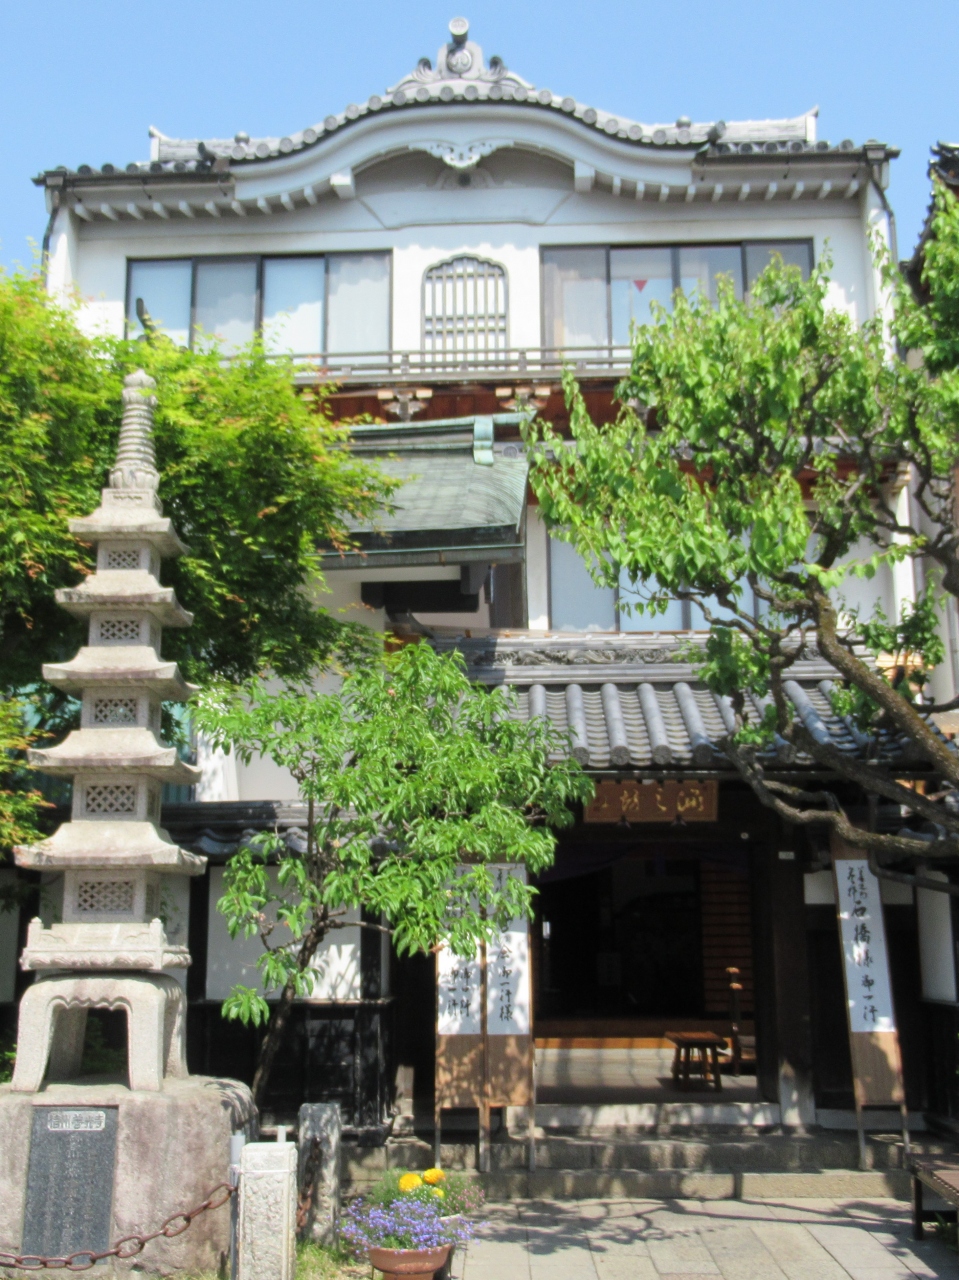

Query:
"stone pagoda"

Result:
[[0, 371, 253, 1274], [11, 370, 206, 1092]]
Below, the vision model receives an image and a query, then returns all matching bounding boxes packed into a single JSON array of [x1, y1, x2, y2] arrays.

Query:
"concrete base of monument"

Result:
[[0, 1075, 256, 1274]]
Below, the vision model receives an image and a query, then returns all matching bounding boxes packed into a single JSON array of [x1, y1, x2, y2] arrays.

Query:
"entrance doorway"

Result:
[[533, 846, 757, 1104]]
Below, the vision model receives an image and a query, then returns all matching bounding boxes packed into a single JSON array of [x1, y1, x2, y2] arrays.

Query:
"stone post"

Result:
[[296, 1102, 341, 1244], [238, 1142, 297, 1280]]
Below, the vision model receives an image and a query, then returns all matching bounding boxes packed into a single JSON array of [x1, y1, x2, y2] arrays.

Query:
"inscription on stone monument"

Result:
[[22, 1107, 118, 1257]]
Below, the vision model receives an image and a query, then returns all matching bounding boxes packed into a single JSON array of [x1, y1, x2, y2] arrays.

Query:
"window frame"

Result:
[[125, 250, 394, 353], [421, 254, 510, 356], [548, 534, 759, 634], [540, 238, 814, 349]]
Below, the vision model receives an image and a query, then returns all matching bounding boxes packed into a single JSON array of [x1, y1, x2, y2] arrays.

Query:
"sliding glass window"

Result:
[[543, 240, 812, 349], [126, 253, 392, 355]]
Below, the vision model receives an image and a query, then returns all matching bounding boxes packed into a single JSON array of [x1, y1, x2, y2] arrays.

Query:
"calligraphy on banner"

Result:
[[584, 779, 718, 824], [835, 859, 897, 1033], [436, 944, 481, 1035], [435, 866, 531, 1036], [486, 865, 531, 1036]]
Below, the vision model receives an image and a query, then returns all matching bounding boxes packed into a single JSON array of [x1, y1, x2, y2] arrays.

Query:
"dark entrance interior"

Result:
[[534, 845, 755, 1029], [538, 856, 703, 1019]]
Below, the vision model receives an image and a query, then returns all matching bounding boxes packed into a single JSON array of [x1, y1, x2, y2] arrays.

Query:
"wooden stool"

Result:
[[666, 1031, 728, 1092]]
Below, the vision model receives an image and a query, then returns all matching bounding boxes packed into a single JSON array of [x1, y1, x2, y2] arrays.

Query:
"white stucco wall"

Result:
[[205, 867, 361, 1001], [917, 871, 958, 1003], [64, 147, 874, 348]]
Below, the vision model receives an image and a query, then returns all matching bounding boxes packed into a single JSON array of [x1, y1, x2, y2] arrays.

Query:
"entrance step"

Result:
[[344, 1133, 958, 1201], [484, 1169, 913, 1201], [530, 1101, 780, 1131]]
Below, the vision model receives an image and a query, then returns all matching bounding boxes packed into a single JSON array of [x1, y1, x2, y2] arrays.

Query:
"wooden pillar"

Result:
[[769, 848, 816, 1128]]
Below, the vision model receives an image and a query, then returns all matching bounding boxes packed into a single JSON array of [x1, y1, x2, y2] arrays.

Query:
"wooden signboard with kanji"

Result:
[[434, 865, 534, 1170], [584, 778, 718, 824], [831, 839, 910, 1165]]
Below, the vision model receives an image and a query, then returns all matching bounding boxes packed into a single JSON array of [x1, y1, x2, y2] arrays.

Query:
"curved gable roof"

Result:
[[38, 16, 892, 192]]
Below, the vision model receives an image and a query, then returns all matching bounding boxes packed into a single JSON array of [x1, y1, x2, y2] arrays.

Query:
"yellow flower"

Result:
[[431, 1187, 446, 1199], [423, 1168, 446, 1185], [397, 1172, 423, 1193]]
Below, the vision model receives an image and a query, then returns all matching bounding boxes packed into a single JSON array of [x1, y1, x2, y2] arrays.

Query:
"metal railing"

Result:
[[287, 345, 634, 387]]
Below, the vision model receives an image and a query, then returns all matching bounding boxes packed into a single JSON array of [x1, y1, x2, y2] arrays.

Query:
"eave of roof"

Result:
[[320, 413, 529, 568], [33, 19, 896, 190]]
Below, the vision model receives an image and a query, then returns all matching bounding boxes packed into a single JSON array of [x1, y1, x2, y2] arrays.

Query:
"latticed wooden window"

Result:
[[422, 256, 508, 357]]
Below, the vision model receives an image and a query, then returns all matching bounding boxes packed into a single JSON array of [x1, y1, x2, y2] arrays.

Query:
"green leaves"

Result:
[[525, 237, 959, 779], [0, 270, 396, 694], [194, 643, 592, 1017]]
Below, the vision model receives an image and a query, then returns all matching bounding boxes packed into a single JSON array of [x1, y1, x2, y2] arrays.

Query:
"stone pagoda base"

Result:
[[0, 1076, 256, 1274]]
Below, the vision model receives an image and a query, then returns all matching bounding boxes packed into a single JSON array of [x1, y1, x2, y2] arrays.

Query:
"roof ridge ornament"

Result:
[[391, 16, 531, 93], [110, 369, 160, 493]]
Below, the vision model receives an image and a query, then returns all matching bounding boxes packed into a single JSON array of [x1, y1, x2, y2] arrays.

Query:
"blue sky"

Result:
[[0, 0, 955, 270]]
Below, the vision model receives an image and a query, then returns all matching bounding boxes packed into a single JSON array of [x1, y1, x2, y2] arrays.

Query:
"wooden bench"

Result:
[[912, 1160, 959, 1239], [666, 1031, 727, 1092]]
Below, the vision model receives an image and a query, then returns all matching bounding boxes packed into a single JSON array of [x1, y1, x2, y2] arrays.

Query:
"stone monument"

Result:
[[0, 371, 256, 1273]]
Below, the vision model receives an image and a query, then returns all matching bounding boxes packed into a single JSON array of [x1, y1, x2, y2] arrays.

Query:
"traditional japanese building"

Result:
[[5, 18, 957, 1181]]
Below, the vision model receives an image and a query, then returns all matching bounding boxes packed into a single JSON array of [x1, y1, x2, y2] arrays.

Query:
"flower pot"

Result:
[[367, 1243, 451, 1280]]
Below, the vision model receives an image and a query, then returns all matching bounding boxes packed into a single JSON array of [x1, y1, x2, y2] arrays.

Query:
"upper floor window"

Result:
[[422, 255, 508, 357], [542, 240, 813, 350], [549, 534, 754, 633], [126, 253, 391, 355]]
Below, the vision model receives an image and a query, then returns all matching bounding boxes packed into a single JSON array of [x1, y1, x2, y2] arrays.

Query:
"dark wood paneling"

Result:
[[700, 861, 754, 1015]]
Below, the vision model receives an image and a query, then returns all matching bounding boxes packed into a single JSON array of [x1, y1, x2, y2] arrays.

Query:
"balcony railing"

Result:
[[287, 345, 634, 387]]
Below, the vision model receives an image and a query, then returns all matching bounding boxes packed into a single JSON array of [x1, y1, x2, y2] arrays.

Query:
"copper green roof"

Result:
[[322, 415, 529, 568]]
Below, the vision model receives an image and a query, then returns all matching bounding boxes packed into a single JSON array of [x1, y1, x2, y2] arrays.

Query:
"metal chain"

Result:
[[0, 1183, 236, 1271]]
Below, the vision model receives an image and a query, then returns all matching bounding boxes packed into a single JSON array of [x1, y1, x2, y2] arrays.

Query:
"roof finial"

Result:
[[110, 369, 160, 492]]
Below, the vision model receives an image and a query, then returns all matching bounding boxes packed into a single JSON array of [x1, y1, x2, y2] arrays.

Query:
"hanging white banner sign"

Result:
[[835, 859, 897, 1034], [486, 865, 531, 1036], [436, 942, 482, 1035], [436, 865, 531, 1036]]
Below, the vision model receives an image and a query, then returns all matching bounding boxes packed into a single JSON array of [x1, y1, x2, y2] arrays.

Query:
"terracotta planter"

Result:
[[367, 1243, 451, 1280]]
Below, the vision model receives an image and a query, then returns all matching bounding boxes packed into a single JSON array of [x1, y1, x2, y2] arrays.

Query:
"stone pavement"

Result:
[[454, 1198, 957, 1279]]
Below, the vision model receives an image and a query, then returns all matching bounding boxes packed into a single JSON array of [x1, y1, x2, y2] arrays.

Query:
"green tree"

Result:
[[525, 192, 959, 865], [0, 268, 394, 695], [0, 698, 47, 914], [193, 641, 592, 1103]]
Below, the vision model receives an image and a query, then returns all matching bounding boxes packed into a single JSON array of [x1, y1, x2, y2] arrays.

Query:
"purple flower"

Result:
[[342, 1194, 473, 1253]]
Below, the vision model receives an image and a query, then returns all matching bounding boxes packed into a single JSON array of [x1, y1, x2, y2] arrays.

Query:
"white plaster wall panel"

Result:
[[206, 868, 361, 1000], [362, 187, 572, 229], [314, 571, 384, 632], [46, 208, 80, 306], [804, 870, 835, 905], [234, 752, 302, 803], [525, 507, 549, 630], [392, 236, 542, 350], [0, 871, 19, 1003], [195, 735, 241, 803], [832, 536, 896, 624], [917, 871, 958, 1002]]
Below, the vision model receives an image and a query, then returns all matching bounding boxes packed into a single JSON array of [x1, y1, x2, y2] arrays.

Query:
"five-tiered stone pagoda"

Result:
[[11, 370, 206, 1091]]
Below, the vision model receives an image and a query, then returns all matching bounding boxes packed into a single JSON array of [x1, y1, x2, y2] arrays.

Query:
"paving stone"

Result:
[[749, 1222, 851, 1279], [674, 1199, 778, 1220], [807, 1223, 917, 1278], [646, 1229, 722, 1274], [459, 1197, 957, 1279], [698, 1223, 789, 1280]]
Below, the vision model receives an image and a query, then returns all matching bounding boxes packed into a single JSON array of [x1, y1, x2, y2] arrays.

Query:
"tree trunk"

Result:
[[251, 917, 326, 1107]]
